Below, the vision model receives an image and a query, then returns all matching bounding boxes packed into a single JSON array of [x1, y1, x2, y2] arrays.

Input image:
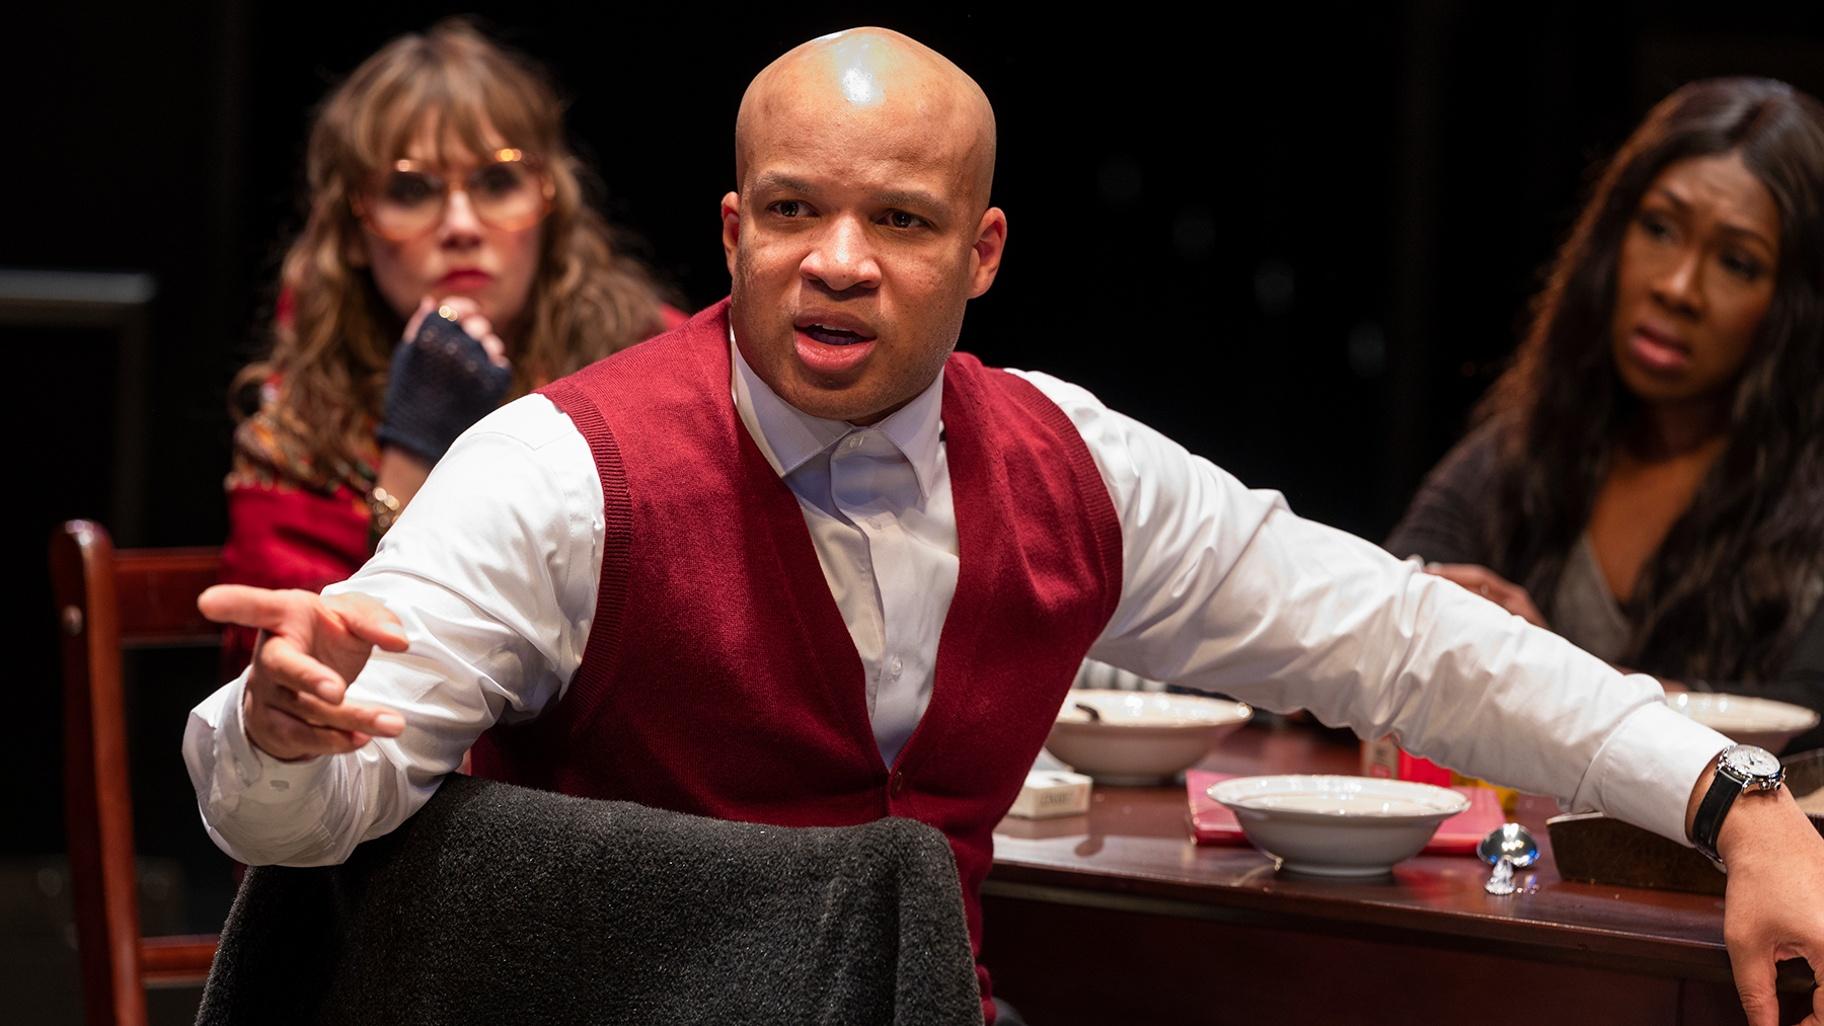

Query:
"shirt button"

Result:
[[888, 655, 903, 679], [890, 770, 906, 797]]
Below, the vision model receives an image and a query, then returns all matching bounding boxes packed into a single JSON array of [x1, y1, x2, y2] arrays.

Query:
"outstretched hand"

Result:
[[199, 585, 409, 761]]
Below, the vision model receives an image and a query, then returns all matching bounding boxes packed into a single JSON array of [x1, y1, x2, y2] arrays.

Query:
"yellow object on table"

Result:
[[1449, 772, 1518, 815]]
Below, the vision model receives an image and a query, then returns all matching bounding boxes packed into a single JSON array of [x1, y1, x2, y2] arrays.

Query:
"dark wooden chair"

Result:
[[50, 519, 223, 1026]]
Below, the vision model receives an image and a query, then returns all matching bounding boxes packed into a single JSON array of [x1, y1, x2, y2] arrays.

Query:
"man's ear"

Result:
[[720, 191, 742, 278], [966, 206, 1007, 298]]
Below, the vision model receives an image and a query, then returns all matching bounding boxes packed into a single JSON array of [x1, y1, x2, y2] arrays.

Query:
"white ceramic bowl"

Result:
[[1666, 693, 1821, 754], [1044, 690, 1252, 785], [1208, 774, 1469, 877]]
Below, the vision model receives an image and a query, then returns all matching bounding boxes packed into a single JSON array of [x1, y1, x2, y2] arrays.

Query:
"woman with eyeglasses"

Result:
[[221, 20, 679, 667], [1385, 78, 1824, 753]]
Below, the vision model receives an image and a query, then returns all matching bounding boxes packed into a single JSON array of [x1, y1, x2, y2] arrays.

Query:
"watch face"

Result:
[[1723, 745, 1783, 780]]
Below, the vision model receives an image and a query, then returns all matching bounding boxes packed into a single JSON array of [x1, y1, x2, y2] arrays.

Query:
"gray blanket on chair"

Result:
[[194, 774, 982, 1025]]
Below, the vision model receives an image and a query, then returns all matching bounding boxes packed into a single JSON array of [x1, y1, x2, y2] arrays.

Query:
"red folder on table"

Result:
[[1186, 770, 1504, 855]]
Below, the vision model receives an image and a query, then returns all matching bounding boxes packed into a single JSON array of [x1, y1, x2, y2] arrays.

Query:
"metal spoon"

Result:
[[1476, 822, 1540, 896]]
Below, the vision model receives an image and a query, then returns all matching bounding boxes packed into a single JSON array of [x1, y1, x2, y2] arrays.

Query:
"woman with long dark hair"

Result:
[[1387, 77, 1824, 751], [221, 20, 679, 666]]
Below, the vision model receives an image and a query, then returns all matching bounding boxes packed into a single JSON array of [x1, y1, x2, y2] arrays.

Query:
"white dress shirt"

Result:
[[185, 342, 1730, 867]]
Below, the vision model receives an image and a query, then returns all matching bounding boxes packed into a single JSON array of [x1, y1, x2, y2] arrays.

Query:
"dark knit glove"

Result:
[[376, 311, 513, 464]]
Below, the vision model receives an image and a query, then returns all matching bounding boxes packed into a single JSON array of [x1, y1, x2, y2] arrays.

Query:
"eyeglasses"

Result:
[[353, 148, 554, 241]]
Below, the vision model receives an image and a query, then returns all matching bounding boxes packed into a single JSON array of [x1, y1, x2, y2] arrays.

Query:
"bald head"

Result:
[[735, 27, 997, 211], [718, 28, 1010, 425]]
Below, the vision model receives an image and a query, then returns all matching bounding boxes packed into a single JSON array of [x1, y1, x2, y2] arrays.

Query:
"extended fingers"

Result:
[[265, 682, 405, 738], [245, 648, 405, 759], [242, 672, 373, 760], [199, 584, 312, 631], [256, 633, 348, 702], [253, 704, 374, 758]]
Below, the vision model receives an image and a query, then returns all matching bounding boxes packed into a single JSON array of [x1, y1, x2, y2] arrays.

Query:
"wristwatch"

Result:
[[1691, 744, 1785, 866]]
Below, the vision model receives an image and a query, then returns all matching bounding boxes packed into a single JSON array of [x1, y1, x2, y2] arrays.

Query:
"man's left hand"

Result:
[[1715, 787, 1824, 1024]]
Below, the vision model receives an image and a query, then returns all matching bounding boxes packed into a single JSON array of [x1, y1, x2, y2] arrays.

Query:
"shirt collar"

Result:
[[729, 328, 945, 500]]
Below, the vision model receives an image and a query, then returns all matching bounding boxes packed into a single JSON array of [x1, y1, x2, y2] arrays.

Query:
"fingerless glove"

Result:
[[376, 312, 514, 463]]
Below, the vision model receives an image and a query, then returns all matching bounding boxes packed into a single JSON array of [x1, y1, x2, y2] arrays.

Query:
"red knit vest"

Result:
[[470, 299, 1123, 1014]]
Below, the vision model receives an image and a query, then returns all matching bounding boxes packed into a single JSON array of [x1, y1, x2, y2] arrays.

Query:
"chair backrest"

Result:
[[193, 775, 984, 1026], [50, 519, 223, 1026]]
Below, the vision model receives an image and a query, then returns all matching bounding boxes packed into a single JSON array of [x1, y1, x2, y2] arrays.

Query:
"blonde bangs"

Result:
[[332, 29, 561, 186]]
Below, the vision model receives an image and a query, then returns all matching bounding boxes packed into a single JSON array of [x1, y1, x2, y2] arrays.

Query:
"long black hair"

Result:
[[1483, 77, 1824, 682]]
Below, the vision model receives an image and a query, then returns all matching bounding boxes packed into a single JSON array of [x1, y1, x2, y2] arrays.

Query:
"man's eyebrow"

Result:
[[747, 173, 946, 215], [876, 188, 947, 213], [750, 172, 816, 195]]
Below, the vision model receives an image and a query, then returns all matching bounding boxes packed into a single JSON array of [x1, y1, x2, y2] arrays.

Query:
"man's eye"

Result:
[[771, 200, 804, 217], [884, 210, 925, 229]]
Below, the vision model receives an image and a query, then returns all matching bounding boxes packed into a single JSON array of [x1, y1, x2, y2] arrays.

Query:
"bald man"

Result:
[[189, 29, 1824, 1025]]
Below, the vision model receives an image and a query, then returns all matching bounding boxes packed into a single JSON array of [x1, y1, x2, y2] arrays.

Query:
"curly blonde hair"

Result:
[[241, 19, 668, 481]]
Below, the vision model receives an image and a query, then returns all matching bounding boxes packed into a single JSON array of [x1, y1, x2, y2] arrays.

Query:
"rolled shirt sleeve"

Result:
[[183, 395, 604, 866]]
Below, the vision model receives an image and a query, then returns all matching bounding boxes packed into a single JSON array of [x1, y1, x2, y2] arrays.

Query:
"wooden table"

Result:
[[983, 721, 1813, 1025]]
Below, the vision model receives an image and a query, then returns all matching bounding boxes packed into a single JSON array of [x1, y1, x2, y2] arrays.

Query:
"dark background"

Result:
[[8, 2, 1824, 1020]]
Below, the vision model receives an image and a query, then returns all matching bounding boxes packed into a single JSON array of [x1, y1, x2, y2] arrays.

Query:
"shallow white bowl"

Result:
[[1208, 774, 1469, 877], [1667, 693, 1821, 754], [1044, 690, 1252, 785]]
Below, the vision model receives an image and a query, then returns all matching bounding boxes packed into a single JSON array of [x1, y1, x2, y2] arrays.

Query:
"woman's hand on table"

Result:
[[198, 585, 409, 761], [1423, 562, 1548, 628]]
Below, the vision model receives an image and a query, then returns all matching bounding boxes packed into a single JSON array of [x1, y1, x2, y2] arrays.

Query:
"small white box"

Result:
[[1006, 769, 1093, 819]]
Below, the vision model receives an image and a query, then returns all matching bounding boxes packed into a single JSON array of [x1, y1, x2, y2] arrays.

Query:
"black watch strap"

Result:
[[1690, 745, 1785, 866], [1691, 764, 1741, 864]]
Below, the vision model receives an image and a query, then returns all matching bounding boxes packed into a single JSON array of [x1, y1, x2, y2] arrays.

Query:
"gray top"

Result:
[[1385, 420, 1824, 751], [1550, 533, 1633, 667]]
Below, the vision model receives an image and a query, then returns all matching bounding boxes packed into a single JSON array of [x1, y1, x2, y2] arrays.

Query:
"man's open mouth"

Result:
[[799, 323, 875, 346]]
